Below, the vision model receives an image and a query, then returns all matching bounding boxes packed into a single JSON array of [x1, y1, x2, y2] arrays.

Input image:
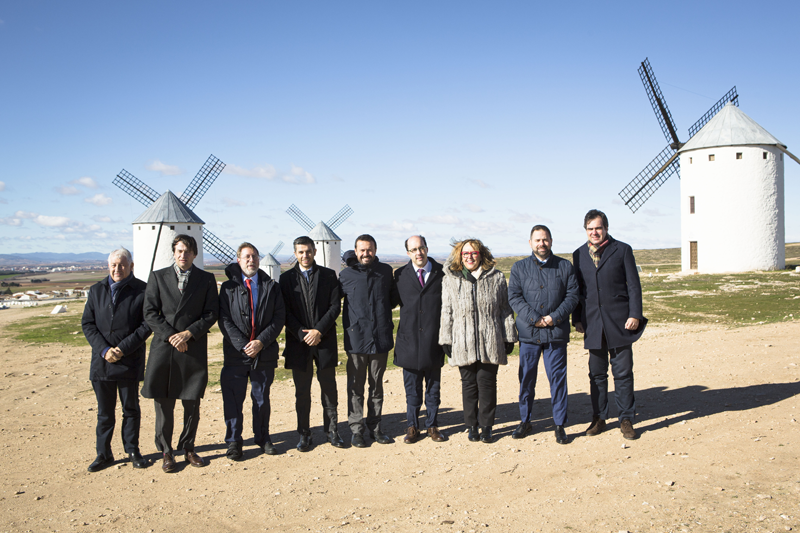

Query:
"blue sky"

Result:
[[1, 1, 798, 260]]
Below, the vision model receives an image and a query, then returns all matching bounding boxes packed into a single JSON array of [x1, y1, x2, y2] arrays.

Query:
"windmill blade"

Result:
[[180, 154, 226, 210], [202, 227, 237, 265], [286, 204, 315, 232], [638, 58, 681, 148], [327, 204, 354, 230], [288, 256, 298, 266], [687, 86, 739, 139], [271, 241, 284, 256], [113, 170, 161, 207], [619, 145, 680, 213]]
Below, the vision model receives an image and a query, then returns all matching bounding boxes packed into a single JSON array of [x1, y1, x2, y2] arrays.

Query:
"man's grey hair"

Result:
[[108, 247, 133, 263]]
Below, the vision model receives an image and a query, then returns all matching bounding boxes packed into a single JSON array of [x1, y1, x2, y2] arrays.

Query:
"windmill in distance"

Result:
[[261, 241, 284, 280], [619, 58, 739, 213], [286, 204, 353, 277], [114, 154, 239, 281]]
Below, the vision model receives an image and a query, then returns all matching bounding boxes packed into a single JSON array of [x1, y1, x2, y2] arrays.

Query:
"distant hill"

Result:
[[0, 252, 108, 266]]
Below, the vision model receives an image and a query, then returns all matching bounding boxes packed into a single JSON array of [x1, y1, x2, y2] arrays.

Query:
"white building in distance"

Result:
[[132, 190, 205, 281], [309, 222, 342, 277], [679, 103, 792, 273]]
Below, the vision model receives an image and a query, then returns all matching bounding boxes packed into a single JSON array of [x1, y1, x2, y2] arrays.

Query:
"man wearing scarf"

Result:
[[82, 248, 151, 472], [572, 210, 647, 440]]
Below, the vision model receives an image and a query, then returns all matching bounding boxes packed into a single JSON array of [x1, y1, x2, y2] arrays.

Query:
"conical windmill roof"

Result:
[[133, 190, 205, 224], [263, 253, 281, 267], [680, 103, 785, 153], [308, 221, 341, 241]]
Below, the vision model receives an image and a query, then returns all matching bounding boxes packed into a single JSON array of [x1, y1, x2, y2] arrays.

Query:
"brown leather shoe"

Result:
[[184, 450, 205, 467], [403, 426, 419, 444], [427, 427, 446, 442], [162, 452, 176, 473], [586, 416, 606, 436], [620, 419, 639, 440]]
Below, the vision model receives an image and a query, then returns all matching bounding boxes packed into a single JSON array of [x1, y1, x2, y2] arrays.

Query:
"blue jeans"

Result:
[[221, 365, 275, 446], [588, 344, 635, 422], [518, 342, 568, 426], [402, 367, 441, 429]]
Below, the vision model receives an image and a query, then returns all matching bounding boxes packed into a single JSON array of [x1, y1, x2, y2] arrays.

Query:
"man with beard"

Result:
[[508, 225, 578, 444], [280, 236, 344, 452], [218, 242, 286, 460], [572, 209, 646, 440]]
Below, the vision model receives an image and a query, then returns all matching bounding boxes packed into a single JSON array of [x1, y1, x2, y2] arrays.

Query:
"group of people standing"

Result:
[[81, 208, 646, 473]]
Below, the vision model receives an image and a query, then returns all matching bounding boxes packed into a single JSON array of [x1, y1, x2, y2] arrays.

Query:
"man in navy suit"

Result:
[[572, 210, 646, 440]]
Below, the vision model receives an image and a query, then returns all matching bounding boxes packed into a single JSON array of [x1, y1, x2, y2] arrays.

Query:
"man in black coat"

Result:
[[82, 248, 151, 472], [339, 234, 399, 448], [572, 210, 646, 440], [393, 235, 446, 444], [142, 235, 219, 472], [280, 236, 343, 452], [218, 242, 285, 460]]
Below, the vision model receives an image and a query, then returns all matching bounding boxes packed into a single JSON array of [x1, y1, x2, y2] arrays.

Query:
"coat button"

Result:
[[540, 285, 544, 289]]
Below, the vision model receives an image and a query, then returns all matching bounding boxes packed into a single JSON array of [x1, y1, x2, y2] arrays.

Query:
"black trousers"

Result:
[[92, 379, 140, 457], [153, 398, 200, 454], [459, 361, 499, 428], [292, 356, 339, 434], [221, 365, 274, 446]]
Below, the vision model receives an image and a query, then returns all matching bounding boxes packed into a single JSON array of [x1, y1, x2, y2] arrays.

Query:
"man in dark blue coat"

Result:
[[280, 236, 343, 452], [508, 225, 578, 444], [572, 209, 646, 440], [82, 248, 151, 472], [339, 234, 399, 448], [393, 235, 446, 444], [218, 242, 285, 460]]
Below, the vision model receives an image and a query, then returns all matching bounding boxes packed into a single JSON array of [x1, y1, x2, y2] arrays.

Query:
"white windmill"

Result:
[[286, 204, 353, 277], [260, 241, 284, 280], [619, 58, 800, 273], [114, 155, 238, 281]]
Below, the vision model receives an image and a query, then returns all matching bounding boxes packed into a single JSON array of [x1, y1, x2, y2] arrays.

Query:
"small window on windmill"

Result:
[[763, 152, 768, 159], [138, 226, 141, 231], [780, 153, 783, 161], [689, 157, 692, 164], [708, 154, 715, 162], [736, 153, 742, 160], [152, 226, 155, 230], [689, 196, 695, 214], [187, 226, 191, 230], [170, 226, 175, 230]]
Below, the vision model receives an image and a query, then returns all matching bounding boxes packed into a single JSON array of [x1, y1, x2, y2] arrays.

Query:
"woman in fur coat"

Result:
[[439, 239, 517, 443]]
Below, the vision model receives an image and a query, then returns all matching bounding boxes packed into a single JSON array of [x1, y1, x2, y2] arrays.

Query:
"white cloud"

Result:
[[364, 220, 417, 233], [146, 159, 183, 176], [508, 211, 551, 224], [643, 207, 670, 217], [34, 215, 71, 227], [222, 197, 246, 207], [94, 232, 108, 239], [14, 211, 37, 219], [85, 193, 113, 206], [419, 215, 461, 225], [92, 215, 114, 223], [284, 164, 316, 184], [470, 179, 490, 188], [0, 198, 6, 204], [88, 224, 102, 231], [332, 175, 345, 183], [224, 164, 277, 180], [0, 180, 5, 191], [71, 176, 98, 189], [57, 186, 80, 195], [465, 204, 484, 213], [0, 217, 22, 226]]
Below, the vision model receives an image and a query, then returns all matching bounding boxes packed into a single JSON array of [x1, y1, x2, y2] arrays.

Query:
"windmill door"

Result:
[[689, 241, 698, 269]]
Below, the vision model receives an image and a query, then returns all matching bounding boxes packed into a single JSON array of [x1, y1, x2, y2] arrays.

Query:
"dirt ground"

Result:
[[0, 304, 798, 533]]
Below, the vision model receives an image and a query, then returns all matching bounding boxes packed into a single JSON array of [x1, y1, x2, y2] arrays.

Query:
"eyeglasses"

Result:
[[407, 247, 427, 254], [461, 251, 480, 258]]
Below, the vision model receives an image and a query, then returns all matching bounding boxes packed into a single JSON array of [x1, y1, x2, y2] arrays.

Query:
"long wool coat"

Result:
[[572, 238, 646, 350], [142, 266, 219, 400], [438, 261, 517, 367], [393, 259, 445, 371]]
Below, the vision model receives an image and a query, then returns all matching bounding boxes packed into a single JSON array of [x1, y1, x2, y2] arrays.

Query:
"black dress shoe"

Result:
[[88, 454, 114, 472], [226, 442, 243, 461], [162, 452, 176, 473], [128, 450, 147, 469], [554, 425, 570, 445], [351, 433, 368, 448], [467, 425, 480, 442], [512, 422, 531, 439], [297, 432, 312, 452], [480, 426, 493, 443], [328, 430, 345, 449], [262, 441, 280, 455], [370, 429, 393, 445]]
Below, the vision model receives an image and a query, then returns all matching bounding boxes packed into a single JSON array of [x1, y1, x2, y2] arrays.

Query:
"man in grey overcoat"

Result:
[[142, 234, 219, 472]]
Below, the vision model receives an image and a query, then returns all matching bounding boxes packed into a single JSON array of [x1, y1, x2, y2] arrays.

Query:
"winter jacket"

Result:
[[280, 262, 341, 370], [393, 259, 445, 371], [219, 263, 285, 368], [339, 259, 399, 354], [82, 274, 151, 381], [508, 253, 579, 344], [438, 261, 517, 367]]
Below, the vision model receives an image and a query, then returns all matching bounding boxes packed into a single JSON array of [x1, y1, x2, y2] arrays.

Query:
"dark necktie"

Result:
[[245, 278, 255, 341], [417, 268, 425, 287]]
